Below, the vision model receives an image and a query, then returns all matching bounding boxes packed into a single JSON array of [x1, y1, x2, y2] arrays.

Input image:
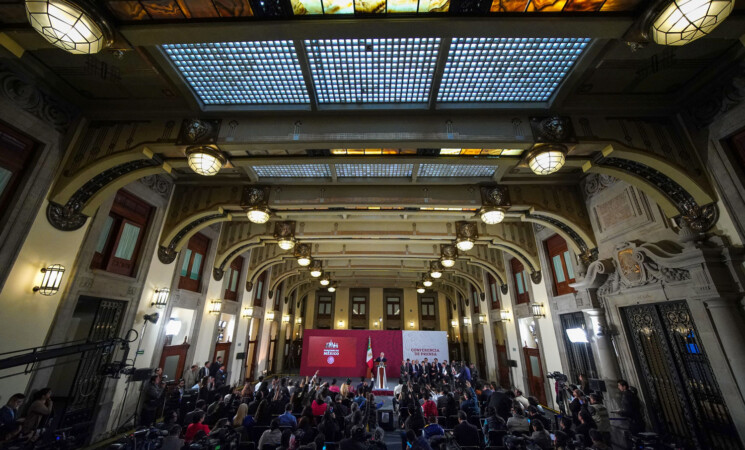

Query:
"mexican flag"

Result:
[[366, 336, 373, 378]]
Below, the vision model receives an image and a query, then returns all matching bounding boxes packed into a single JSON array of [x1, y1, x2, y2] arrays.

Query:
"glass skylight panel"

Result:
[[253, 165, 331, 177], [305, 38, 441, 104], [419, 164, 496, 177], [336, 164, 414, 177], [438, 37, 590, 103], [162, 41, 309, 105]]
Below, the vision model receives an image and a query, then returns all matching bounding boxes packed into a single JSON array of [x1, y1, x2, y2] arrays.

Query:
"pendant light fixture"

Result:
[[294, 243, 312, 267], [455, 221, 478, 252], [309, 260, 323, 278], [186, 145, 227, 176], [430, 261, 443, 279], [480, 207, 505, 225], [416, 283, 426, 294], [242, 186, 272, 224], [440, 244, 457, 268], [274, 221, 296, 251], [319, 274, 331, 286], [651, 0, 734, 46], [478, 185, 510, 225], [422, 276, 433, 287], [526, 144, 567, 175]]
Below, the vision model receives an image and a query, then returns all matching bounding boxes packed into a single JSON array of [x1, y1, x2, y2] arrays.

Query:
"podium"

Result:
[[376, 362, 387, 390]]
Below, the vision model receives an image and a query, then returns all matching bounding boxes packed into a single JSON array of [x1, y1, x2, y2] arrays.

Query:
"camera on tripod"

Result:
[[546, 371, 568, 383]]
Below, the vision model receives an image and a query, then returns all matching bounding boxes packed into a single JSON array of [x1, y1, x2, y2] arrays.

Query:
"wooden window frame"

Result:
[[352, 296, 367, 318], [420, 296, 436, 320], [471, 285, 480, 313], [545, 234, 576, 296], [90, 189, 152, 277], [386, 296, 401, 320], [511, 258, 531, 304], [0, 123, 36, 217], [317, 295, 333, 318], [254, 270, 267, 307], [273, 284, 282, 311], [224, 256, 243, 301], [178, 232, 209, 292], [488, 273, 501, 310]]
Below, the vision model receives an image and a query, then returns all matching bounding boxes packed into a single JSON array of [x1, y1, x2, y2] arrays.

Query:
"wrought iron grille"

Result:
[[622, 301, 740, 449], [62, 299, 125, 428], [559, 312, 598, 383]]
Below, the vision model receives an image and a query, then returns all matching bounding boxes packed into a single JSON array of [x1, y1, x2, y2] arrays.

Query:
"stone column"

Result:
[[704, 298, 745, 396], [481, 320, 498, 381], [585, 308, 621, 381]]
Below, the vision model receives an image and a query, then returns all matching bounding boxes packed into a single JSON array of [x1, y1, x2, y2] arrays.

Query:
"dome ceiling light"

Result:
[[526, 144, 567, 175], [327, 282, 337, 293], [440, 244, 457, 268], [25, 0, 112, 55], [455, 221, 478, 252], [242, 186, 272, 224], [320, 274, 330, 286], [274, 221, 296, 251], [186, 145, 226, 176], [478, 185, 510, 225], [294, 243, 312, 267], [309, 260, 323, 278], [416, 283, 426, 294], [422, 276, 433, 287], [651, 0, 734, 46], [430, 261, 443, 279]]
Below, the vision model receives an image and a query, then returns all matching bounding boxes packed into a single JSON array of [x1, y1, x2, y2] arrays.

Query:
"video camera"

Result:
[[546, 371, 568, 383]]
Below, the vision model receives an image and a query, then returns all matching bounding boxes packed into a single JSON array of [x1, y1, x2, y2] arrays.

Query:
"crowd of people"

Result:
[[0, 355, 645, 450]]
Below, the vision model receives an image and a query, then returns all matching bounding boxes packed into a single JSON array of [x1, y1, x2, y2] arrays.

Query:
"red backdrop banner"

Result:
[[300, 330, 403, 378]]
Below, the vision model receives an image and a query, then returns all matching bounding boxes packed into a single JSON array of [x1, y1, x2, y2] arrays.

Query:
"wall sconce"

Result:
[[33, 264, 65, 296], [451, 319, 458, 328], [267, 311, 275, 320], [274, 221, 296, 250], [500, 310, 512, 322], [531, 303, 546, 319], [409, 320, 415, 328], [242, 307, 254, 318], [373, 321, 379, 328], [337, 320, 344, 328], [463, 316, 471, 326], [294, 243, 312, 267], [455, 221, 478, 252], [478, 314, 487, 324], [208, 300, 222, 315], [282, 315, 290, 323], [296, 317, 303, 324], [165, 318, 181, 336], [151, 288, 170, 308]]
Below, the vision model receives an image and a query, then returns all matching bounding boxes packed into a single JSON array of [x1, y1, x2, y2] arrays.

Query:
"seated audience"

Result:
[[453, 411, 480, 447], [258, 419, 283, 450], [185, 412, 210, 444], [506, 402, 530, 433]]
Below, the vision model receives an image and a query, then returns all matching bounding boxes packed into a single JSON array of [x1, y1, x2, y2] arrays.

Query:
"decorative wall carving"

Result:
[[177, 118, 221, 145], [529, 116, 577, 143], [584, 174, 618, 198], [597, 242, 691, 300], [0, 62, 77, 133], [139, 174, 172, 199]]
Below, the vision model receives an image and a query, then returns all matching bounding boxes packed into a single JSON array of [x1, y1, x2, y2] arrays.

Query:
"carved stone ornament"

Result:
[[529, 116, 577, 143], [176, 118, 221, 145], [583, 173, 618, 198], [158, 245, 177, 264], [441, 244, 458, 260], [456, 221, 478, 239], [46, 201, 87, 231], [500, 284, 509, 295], [480, 185, 510, 207], [480, 292, 486, 301], [597, 242, 692, 300], [246, 280, 254, 291], [274, 221, 296, 239], [241, 185, 270, 208], [268, 290, 274, 299], [530, 270, 542, 285], [678, 202, 718, 233], [213, 267, 224, 281], [139, 174, 172, 199]]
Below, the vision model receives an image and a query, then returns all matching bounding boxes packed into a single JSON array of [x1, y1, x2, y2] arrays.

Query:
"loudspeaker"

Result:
[[507, 359, 518, 368], [236, 352, 246, 360]]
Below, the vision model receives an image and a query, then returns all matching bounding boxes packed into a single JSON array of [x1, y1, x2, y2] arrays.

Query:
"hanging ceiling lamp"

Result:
[[327, 283, 337, 293], [309, 260, 323, 278], [478, 186, 509, 225], [25, 0, 112, 54], [294, 243, 312, 267], [440, 244, 457, 268], [319, 274, 330, 286], [416, 283, 426, 294], [185, 145, 226, 176], [651, 0, 733, 46], [480, 207, 505, 225], [527, 144, 567, 175], [455, 221, 478, 252], [430, 261, 443, 279], [242, 186, 271, 224], [422, 276, 433, 288], [274, 221, 296, 250]]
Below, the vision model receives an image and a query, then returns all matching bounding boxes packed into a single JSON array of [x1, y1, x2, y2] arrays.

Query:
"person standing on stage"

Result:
[[374, 352, 387, 390]]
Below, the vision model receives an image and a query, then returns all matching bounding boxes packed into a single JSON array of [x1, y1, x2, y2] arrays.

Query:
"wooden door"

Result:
[[160, 343, 190, 382], [246, 339, 258, 380], [213, 342, 231, 365], [523, 347, 547, 405], [496, 344, 510, 388]]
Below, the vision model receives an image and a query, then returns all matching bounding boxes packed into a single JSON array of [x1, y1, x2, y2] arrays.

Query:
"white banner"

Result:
[[401, 331, 449, 362]]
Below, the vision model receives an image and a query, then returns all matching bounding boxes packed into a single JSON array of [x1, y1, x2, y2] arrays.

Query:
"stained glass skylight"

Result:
[[336, 164, 414, 177], [438, 37, 591, 103], [418, 164, 496, 177], [305, 38, 441, 104], [162, 41, 309, 105], [253, 165, 330, 177]]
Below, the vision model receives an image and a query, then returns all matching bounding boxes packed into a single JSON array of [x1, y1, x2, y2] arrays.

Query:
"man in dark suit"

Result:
[[209, 356, 223, 378], [453, 411, 480, 447], [405, 359, 414, 382]]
